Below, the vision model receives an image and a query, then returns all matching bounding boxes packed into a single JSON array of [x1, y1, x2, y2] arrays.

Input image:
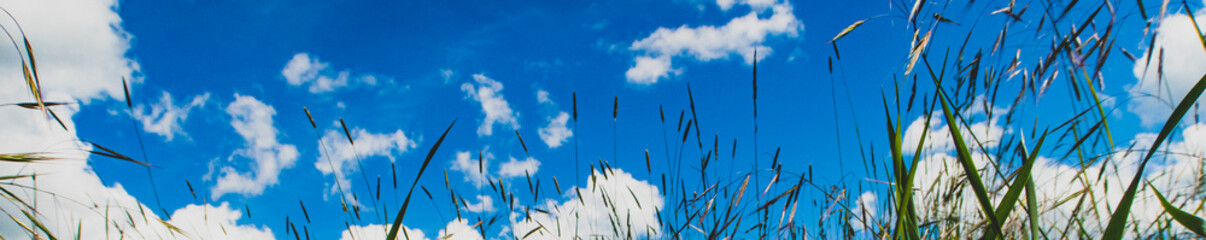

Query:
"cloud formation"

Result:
[[211, 94, 300, 198], [498, 156, 541, 179], [438, 218, 486, 240], [315, 127, 417, 200], [626, 0, 801, 84], [465, 195, 497, 213], [461, 74, 519, 136], [1128, 6, 1206, 126], [509, 168, 663, 239], [538, 112, 573, 149], [0, 1, 271, 238], [450, 150, 493, 188], [132, 91, 210, 141], [341, 224, 428, 240], [281, 53, 382, 93]]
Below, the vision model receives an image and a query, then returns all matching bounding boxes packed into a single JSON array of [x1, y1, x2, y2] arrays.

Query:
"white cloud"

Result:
[[536, 89, 552, 104], [165, 203, 276, 240], [899, 114, 1005, 155], [315, 127, 417, 201], [851, 191, 877, 231], [132, 91, 210, 141], [341, 224, 428, 240], [626, 1, 801, 84], [211, 94, 300, 198], [509, 168, 663, 239], [450, 150, 492, 188], [465, 195, 497, 213], [343, 219, 484, 240], [900, 95, 1007, 155], [0, 1, 271, 238], [438, 218, 485, 240], [441, 68, 456, 84], [280, 53, 380, 93], [0, 0, 138, 104], [450, 150, 540, 191], [498, 156, 541, 179], [534, 91, 573, 149], [1128, 6, 1206, 126], [625, 55, 678, 84], [716, 0, 736, 10], [461, 74, 519, 136], [0, 106, 271, 239], [717, 0, 778, 11], [538, 111, 574, 149]]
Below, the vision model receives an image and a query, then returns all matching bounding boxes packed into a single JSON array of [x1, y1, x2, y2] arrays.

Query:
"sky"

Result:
[[1, 0, 1206, 239]]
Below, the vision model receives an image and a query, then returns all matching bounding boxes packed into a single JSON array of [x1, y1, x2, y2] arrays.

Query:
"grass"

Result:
[[6, 0, 1206, 239]]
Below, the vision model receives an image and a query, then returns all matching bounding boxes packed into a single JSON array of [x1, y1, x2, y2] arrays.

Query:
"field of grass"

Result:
[[4, 0, 1206, 239]]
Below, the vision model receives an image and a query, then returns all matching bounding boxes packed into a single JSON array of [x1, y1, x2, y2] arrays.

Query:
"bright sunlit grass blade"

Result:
[[937, 88, 1004, 237], [1103, 73, 1206, 239], [1151, 185, 1206, 237]]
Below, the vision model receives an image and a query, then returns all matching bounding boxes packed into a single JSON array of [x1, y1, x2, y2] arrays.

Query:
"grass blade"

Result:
[[937, 88, 1004, 237], [1103, 74, 1206, 240], [985, 129, 1049, 239], [387, 119, 456, 240], [1151, 185, 1206, 237]]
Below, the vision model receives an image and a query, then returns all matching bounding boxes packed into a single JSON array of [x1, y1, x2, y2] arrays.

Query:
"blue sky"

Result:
[[3, 0, 1206, 239]]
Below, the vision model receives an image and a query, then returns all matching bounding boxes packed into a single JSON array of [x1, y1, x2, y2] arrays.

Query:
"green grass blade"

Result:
[[937, 88, 1004, 237], [1103, 73, 1206, 239], [883, 92, 921, 240], [1025, 175, 1040, 239], [387, 120, 456, 240], [985, 129, 1049, 239], [1151, 185, 1206, 237]]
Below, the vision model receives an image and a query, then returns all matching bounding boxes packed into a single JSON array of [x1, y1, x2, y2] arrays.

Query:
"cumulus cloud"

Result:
[[0, 106, 275, 239], [534, 90, 573, 149], [210, 94, 300, 198], [314, 127, 417, 200], [0, 0, 137, 103], [342, 219, 484, 240], [509, 168, 663, 239], [341, 224, 428, 240], [0, 1, 269, 238], [1128, 6, 1206, 126], [465, 195, 497, 213], [625, 0, 801, 84], [132, 91, 210, 141], [165, 203, 276, 239], [461, 74, 519, 136], [450, 150, 493, 188], [498, 156, 541, 179], [538, 112, 573, 149], [850, 191, 877, 231], [449, 149, 542, 192], [625, 55, 678, 84], [281, 52, 382, 93], [900, 95, 1008, 155], [438, 218, 485, 240]]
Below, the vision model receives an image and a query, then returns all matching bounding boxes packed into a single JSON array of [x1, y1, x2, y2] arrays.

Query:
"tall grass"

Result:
[[6, 0, 1206, 239]]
